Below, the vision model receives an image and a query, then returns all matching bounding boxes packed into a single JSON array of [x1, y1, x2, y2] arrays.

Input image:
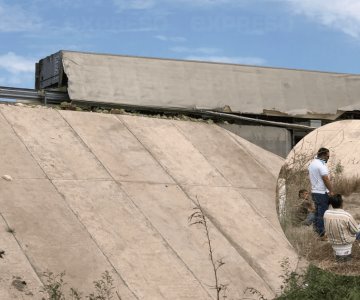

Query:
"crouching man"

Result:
[[324, 194, 360, 262]]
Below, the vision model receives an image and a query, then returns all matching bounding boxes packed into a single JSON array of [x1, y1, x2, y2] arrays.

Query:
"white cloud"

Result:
[[184, 55, 266, 65], [287, 0, 360, 38], [171, 45, 266, 65], [171, 46, 220, 54], [155, 35, 187, 42], [0, 52, 35, 88], [0, 52, 35, 74], [0, 2, 42, 32]]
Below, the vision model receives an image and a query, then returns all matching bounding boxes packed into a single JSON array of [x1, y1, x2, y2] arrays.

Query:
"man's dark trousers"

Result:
[[312, 193, 329, 236]]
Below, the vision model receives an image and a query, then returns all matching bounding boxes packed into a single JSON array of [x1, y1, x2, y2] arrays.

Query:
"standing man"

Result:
[[308, 147, 334, 237]]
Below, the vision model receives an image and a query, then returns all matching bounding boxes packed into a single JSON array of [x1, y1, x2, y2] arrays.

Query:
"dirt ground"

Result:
[[310, 239, 360, 276]]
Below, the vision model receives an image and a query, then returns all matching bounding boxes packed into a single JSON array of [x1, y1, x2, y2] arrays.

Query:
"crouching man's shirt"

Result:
[[324, 209, 359, 245]]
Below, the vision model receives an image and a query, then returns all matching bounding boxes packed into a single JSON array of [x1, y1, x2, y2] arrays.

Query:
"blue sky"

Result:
[[1, 0, 360, 88]]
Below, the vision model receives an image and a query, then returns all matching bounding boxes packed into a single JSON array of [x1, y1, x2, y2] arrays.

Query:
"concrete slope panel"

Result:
[[0, 179, 136, 298], [173, 120, 274, 188], [118, 115, 230, 187], [54, 180, 213, 300], [0, 214, 43, 299], [184, 185, 298, 293], [0, 110, 45, 179], [120, 182, 275, 299], [0, 106, 109, 180], [237, 188, 283, 232], [155, 119, 283, 231], [60, 111, 174, 184]]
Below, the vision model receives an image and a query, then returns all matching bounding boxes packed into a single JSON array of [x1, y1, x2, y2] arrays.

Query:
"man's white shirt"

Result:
[[308, 158, 329, 194]]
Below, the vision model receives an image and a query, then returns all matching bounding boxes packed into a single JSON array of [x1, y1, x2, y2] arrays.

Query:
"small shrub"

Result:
[[278, 258, 304, 297], [87, 271, 115, 300], [40, 271, 119, 300], [243, 287, 267, 300], [40, 271, 68, 300], [189, 198, 228, 300]]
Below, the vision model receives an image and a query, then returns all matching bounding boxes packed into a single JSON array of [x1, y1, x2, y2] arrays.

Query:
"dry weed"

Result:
[[284, 226, 318, 259], [333, 176, 360, 196]]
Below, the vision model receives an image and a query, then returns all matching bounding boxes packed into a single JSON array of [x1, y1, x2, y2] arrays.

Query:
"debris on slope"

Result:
[[1, 175, 12, 181]]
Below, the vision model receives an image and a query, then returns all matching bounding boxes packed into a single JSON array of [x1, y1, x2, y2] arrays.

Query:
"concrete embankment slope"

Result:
[[0, 104, 298, 299]]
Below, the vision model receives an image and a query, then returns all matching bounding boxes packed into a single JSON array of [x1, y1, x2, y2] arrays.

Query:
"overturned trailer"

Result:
[[35, 50, 360, 156]]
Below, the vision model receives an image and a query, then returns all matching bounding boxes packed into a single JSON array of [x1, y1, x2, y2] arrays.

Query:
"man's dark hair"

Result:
[[329, 194, 343, 209], [317, 147, 329, 157], [298, 189, 307, 198]]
